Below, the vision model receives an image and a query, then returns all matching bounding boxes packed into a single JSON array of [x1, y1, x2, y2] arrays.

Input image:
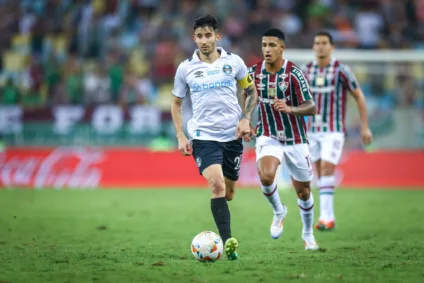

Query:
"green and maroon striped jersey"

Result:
[[302, 58, 359, 133], [248, 59, 313, 145]]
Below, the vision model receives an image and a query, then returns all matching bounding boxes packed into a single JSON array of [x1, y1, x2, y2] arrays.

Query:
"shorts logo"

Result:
[[223, 64, 232, 75], [247, 75, 253, 83], [196, 156, 202, 167]]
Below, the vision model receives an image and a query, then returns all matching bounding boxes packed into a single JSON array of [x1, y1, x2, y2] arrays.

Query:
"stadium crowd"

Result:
[[0, 0, 421, 110]]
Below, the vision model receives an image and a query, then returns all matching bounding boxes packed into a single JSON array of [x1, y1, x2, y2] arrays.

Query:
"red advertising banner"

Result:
[[0, 147, 423, 189]]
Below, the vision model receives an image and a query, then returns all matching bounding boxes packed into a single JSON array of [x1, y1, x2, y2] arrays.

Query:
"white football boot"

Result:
[[270, 204, 288, 239], [303, 234, 319, 250]]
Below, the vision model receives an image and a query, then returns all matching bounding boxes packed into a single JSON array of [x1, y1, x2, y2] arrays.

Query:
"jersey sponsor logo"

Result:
[[190, 80, 234, 93], [258, 96, 291, 104], [207, 70, 220, 76], [256, 82, 266, 91], [256, 73, 266, 80], [194, 71, 204, 78], [279, 73, 288, 80], [292, 68, 309, 94], [258, 97, 275, 104], [315, 76, 325, 86], [222, 64, 233, 75], [269, 88, 277, 98]]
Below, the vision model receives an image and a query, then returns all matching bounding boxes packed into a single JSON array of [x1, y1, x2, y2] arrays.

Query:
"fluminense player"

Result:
[[302, 31, 373, 231], [245, 28, 318, 250]]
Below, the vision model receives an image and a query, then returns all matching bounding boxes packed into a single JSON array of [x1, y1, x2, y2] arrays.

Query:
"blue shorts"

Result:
[[192, 139, 243, 181]]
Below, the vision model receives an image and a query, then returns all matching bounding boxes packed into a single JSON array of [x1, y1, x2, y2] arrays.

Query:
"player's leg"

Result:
[[256, 138, 287, 239], [284, 144, 318, 250], [308, 133, 327, 228], [315, 133, 345, 231], [220, 139, 244, 260], [222, 177, 238, 259], [192, 140, 233, 248], [224, 177, 235, 201]]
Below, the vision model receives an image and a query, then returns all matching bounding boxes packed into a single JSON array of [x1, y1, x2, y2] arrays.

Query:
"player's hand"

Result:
[[361, 127, 373, 145], [177, 135, 192, 156], [236, 118, 251, 140], [243, 124, 257, 142], [273, 98, 292, 114]]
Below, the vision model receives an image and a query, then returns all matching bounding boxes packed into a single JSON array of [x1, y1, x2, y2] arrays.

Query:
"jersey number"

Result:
[[305, 155, 311, 168], [234, 156, 241, 170]]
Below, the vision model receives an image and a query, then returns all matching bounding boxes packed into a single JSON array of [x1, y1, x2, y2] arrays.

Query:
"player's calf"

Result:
[[225, 179, 235, 201]]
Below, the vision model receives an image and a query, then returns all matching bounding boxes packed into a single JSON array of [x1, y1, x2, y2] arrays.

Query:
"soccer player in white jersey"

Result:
[[302, 31, 373, 231], [244, 28, 319, 250], [171, 15, 258, 260]]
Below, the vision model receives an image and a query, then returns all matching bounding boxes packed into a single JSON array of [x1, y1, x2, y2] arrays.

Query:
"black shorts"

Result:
[[192, 139, 243, 181]]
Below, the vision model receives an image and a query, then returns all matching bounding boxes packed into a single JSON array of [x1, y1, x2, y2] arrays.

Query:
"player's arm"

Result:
[[275, 66, 316, 116], [239, 75, 258, 121], [350, 88, 372, 145], [170, 95, 185, 140], [171, 63, 192, 155], [238, 74, 258, 141], [341, 65, 372, 145], [290, 100, 316, 116]]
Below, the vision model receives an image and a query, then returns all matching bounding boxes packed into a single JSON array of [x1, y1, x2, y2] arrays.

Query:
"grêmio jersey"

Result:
[[172, 47, 250, 142]]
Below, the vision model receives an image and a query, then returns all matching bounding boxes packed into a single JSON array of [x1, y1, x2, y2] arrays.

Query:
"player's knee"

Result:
[[258, 169, 276, 187], [321, 163, 336, 176], [208, 176, 226, 195], [296, 187, 311, 201]]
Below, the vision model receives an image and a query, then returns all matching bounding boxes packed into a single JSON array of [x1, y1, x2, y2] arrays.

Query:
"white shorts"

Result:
[[255, 136, 313, 182], [308, 132, 345, 165]]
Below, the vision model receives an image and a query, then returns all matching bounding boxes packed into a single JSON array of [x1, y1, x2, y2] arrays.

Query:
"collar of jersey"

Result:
[[192, 47, 228, 62], [312, 57, 336, 67]]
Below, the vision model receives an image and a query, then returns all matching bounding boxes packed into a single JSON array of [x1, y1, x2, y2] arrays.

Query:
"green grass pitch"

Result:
[[0, 188, 423, 283]]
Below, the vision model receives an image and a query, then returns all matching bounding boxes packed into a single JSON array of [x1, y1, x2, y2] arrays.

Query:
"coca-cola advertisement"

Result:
[[1, 148, 423, 189]]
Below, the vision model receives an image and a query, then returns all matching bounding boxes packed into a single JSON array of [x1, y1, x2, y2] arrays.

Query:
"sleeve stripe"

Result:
[[291, 66, 312, 102]]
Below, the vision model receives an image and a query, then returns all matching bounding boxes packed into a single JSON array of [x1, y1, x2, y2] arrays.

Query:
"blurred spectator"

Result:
[[119, 71, 152, 108], [0, 0, 421, 112], [1, 78, 20, 105], [83, 64, 111, 105], [21, 85, 45, 110]]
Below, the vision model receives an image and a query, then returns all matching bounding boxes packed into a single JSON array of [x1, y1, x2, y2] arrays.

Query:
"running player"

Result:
[[171, 15, 258, 260], [245, 28, 319, 250], [302, 31, 373, 231]]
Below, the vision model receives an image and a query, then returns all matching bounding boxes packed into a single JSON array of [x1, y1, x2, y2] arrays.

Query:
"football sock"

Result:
[[211, 197, 231, 243], [319, 175, 336, 222], [261, 181, 285, 214], [298, 193, 314, 236]]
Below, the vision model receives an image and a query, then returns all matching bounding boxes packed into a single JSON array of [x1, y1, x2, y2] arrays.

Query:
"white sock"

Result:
[[319, 175, 336, 222], [261, 181, 284, 214], [298, 193, 314, 236]]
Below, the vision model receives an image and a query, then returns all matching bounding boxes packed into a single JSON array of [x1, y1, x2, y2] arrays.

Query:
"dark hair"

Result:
[[314, 31, 333, 44], [262, 28, 285, 42], [193, 15, 218, 31]]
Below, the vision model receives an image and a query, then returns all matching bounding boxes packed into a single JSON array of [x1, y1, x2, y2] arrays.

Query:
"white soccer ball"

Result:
[[191, 231, 223, 262]]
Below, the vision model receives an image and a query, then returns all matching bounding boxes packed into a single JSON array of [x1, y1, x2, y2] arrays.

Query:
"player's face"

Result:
[[193, 26, 220, 56], [262, 36, 285, 64], [313, 35, 334, 59]]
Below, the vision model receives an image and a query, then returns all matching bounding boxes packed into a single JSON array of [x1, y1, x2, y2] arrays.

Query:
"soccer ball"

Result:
[[191, 231, 223, 262]]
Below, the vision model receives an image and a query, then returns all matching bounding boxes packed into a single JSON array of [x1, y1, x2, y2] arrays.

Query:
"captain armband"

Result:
[[237, 74, 253, 89]]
